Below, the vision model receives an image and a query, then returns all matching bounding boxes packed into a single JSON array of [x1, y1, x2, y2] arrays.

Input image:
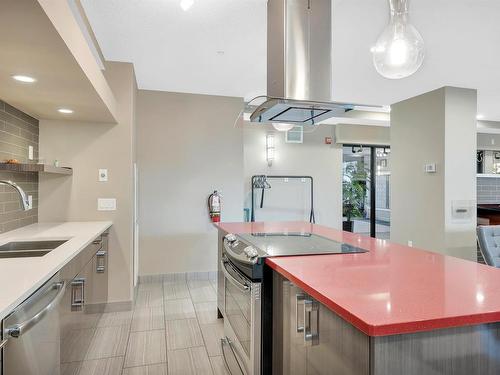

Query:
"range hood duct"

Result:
[[249, 0, 355, 125]]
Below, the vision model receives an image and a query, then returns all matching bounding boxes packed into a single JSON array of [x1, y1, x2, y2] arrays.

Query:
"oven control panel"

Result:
[[243, 246, 259, 260]]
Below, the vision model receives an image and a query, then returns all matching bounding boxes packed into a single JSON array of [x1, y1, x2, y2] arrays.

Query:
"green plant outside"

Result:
[[343, 161, 368, 222]]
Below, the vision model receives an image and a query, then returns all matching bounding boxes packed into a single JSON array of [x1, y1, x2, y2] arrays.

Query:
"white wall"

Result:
[[136, 90, 244, 276], [243, 124, 342, 229]]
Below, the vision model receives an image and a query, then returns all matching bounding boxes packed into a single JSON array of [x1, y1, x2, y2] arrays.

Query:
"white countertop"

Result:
[[0, 221, 112, 321]]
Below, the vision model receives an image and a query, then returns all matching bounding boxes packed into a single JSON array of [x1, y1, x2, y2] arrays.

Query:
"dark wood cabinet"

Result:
[[273, 272, 369, 375], [272, 270, 500, 375]]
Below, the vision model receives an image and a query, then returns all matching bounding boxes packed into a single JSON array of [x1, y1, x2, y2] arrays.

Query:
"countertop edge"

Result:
[[266, 258, 500, 337], [0, 221, 112, 321]]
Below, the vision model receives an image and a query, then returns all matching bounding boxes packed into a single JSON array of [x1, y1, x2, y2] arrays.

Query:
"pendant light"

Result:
[[371, 0, 425, 79], [180, 0, 194, 11]]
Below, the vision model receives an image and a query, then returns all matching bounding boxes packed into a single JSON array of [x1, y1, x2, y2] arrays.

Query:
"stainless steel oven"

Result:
[[218, 230, 369, 375], [221, 251, 261, 375]]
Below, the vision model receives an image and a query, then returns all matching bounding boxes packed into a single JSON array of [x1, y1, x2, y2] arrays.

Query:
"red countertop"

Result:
[[215, 221, 500, 336]]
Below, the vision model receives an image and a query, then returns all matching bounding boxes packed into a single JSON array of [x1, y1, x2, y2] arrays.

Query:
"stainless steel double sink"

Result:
[[0, 240, 68, 258]]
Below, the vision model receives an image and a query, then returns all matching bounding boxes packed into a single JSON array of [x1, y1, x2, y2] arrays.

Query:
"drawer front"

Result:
[[60, 237, 103, 282]]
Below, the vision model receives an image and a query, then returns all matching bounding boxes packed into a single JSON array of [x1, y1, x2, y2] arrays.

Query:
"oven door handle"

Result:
[[221, 259, 250, 292]]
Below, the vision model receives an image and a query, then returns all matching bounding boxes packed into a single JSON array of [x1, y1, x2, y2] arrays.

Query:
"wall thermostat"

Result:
[[424, 163, 437, 173]]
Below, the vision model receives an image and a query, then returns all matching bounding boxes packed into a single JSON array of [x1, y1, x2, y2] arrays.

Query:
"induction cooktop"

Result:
[[236, 232, 367, 257]]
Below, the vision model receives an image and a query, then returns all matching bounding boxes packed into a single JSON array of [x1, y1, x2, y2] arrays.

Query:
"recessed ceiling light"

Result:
[[12, 75, 36, 83], [58, 108, 74, 114], [180, 0, 194, 11], [477, 114, 485, 120]]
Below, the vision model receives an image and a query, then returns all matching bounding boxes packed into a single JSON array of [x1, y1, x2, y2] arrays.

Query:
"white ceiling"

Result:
[[82, 0, 500, 120]]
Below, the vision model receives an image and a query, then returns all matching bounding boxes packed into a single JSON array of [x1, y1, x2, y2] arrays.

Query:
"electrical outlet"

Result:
[[97, 198, 116, 211], [98, 169, 108, 182], [408, 240, 413, 247], [28, 145, 34, 160]]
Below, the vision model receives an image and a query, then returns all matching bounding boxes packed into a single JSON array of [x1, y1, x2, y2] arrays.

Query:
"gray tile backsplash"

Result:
[[477, 176, 500, 204], [0, 100, 39, 233]]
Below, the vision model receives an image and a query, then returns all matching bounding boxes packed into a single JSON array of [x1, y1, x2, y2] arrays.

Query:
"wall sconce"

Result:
[[266, 132, 275, 167]]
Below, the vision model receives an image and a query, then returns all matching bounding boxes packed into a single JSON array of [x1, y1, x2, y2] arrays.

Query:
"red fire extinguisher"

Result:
[[208, 190, 221, 222]]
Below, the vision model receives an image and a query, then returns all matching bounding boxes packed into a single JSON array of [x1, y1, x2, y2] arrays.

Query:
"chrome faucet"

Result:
[[0, 180, 30, 211]]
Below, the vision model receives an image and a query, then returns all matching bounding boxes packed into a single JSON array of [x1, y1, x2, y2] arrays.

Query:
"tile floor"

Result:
[[62, 277, 229, 375]]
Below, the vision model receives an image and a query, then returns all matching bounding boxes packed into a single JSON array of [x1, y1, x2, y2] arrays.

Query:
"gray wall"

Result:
[[334, 124, 390, 146], [39, 62, 136, 304], [136, 90, 244, 276], [477, 134, 500, 203], [391, 87, 477, 261], [0, 100, 39, 232], [478, 133, 500, 150], [477, 177, 500, 204]]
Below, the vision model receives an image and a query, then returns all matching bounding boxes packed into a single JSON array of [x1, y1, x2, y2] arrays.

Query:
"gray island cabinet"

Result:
[[272, 271, 500, 375]]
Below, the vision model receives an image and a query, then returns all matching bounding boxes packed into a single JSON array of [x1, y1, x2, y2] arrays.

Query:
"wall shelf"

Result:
[[0, 163, 73, 175]]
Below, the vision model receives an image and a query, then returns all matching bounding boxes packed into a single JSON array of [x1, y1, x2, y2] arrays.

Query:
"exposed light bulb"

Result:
[[180, 0, 194, 11], [371, 0, 424, 79], [272, 123, 294, 132]]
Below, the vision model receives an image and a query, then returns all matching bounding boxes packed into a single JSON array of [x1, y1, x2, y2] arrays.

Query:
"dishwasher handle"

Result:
[[5, 281, 66, 338]]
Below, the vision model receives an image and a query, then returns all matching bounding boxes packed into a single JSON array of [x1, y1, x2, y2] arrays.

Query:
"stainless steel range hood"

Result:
[[249, 0, 356, 126]]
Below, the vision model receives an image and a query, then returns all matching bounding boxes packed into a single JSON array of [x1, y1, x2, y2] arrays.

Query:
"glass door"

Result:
[[342, 146, 371, 236], [342, 145, 390, 239], [374, 147, 391, 239]]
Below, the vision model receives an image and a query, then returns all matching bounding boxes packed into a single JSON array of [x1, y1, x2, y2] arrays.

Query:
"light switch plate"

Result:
[[98, 169, 108, 182], [98, 198, 116, 211], [28, 145, 34, 160]]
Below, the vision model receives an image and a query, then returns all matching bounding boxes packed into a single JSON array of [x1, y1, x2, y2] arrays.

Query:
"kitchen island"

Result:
[[216, 221, 500, 375]]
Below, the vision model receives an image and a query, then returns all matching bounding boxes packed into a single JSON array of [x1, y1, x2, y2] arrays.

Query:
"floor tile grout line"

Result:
[[121, 291, 135, 372], [130, 280, 221, 373], [162, 280, 169, 371], [123, 359, 168, 370]]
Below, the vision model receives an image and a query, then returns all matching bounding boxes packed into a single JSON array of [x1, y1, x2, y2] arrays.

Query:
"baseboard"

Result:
[[138, 271, 217, 284], [103, 300, 133, 312]]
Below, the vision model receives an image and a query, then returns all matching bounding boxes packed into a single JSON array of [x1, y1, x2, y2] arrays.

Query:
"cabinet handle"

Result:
[[96, 250, 106, 273], [71, 278, 85, 309], [0, 339, 8, 349], [304, 298, 319, 346], [296, 293, 305, 333]]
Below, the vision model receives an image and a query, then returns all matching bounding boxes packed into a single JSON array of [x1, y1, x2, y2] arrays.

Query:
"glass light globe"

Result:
[[180, 0, 194, 11], [371, 0, 425, 79], [272, 123, 295, 132]]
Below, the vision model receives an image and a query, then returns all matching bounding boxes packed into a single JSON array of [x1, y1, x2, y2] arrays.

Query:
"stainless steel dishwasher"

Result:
[[1, 273, 66, 375]]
